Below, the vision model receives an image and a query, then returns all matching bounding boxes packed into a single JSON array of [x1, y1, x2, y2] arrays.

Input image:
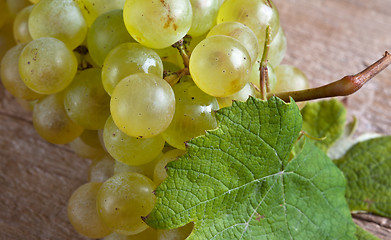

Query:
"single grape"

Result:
[[104, 227, 157, 240], [102, 43, 163, 95], [110, 73, 175, 138], [68, 182, 112, 238], [96, 172, 156, 235], [217, 82, 258, 108], [69, 130, 106, 160], [87, 9, 135, 67], [157, 223, 194, 240], [74, 0, 126, 27], [162, 79, 219, 150], [103, 116, 165, 166], [88, 154, 115, 182], [207, 21, 259, 65], [153, 149, 185, 185], [64, 68, 110, 130], [28, 0, 87, 49], [188, 0, 219, 37], [217, 0, 280, 56], [33, 93, 83, 144], [114, 153, 162, 180], [1, 44, 43, 100], [189, 35, 251, 97], [268, 26, 287, 67], [19, 37, 78, 94], [123, 0, 192, 49], [13, 5, 33, 44]]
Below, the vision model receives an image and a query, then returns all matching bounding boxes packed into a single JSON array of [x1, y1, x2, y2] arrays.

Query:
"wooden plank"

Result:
[[0, 0, 390, 239]]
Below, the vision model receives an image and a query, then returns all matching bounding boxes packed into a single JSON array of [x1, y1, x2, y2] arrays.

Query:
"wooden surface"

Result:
[[1, 0, 391, 239]]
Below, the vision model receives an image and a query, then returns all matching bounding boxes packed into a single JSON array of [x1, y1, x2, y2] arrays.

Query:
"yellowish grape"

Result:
[[13, 5, 33, 44], [69, 130, 106, 159], [123, 0, 192, 49], [68, 182, 112, 238], [188, 0, 219, 37], [110, 73, 175, 138], [268, 26, 287, 67], [217, 82, 258, 108], [97, 172, 156, 235], [153, 149, 185, 185], [88, 154, 115, 182], [157, 223, 194, 240], [189, 35, 251, 97], [6, 0, 30, 18], [105, 228, 157, 240], [74, 0, 126, 27]]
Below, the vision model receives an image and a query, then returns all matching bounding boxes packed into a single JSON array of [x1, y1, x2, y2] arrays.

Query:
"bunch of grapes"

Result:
[[0, 0, 310, 239]]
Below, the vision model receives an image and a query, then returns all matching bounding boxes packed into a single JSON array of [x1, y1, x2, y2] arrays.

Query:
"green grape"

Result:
[[103, 116, 165, 166], [249, 61, 277, 91], [96, 172, 156, 235], [217, 0, 280, 56], [157, 223, 194, 240], [19, 37, 78, 94], [68, 182, 112, 238], [268, 26, 287, 67], [6, 0, 30, 18], [110, 73, 175, 138], [102, 43, 163, 95], [188, 0, 219, 37], [87, 10, 135, 67], [64, 68, 110, 130], [88, 154, 115, 182], [29, 0, 39, 3], [207, 21, 259, 65], [1, 44, 43, 100], [189, 35, 251, 97], [153, 149, 185, 185], [28, 0, 87, 50], [105, 228, 157, 240], [0, 22, 16, 60], [33, 93, 83, 144], [162, 79, 219, 150], [69, 130, 106, 159], [13, 5, 33, 44], [123, 0, 192, 49], [273, 64, 309, 109], [74, 0, 126, 27], [16, 98, 36, 112], [217, 82, 258, 108], [155, 47, 184, 69], [114, 153, 162, 180]]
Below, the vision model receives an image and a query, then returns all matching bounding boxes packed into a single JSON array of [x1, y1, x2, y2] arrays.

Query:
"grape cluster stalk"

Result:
[[0, 0, 389, 239]]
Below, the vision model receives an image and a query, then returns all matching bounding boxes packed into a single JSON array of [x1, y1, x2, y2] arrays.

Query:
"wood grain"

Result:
[[0, 0, 390, 239]]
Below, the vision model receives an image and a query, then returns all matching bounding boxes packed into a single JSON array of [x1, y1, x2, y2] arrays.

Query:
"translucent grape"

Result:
[[88, 154, 115, 182], [105, 228, 157, 240], [19, 37, 78, 94], [68, 182, 112, 238], [157, 223, 194, 240], [6, 0, 30, 17], [188, 0, 219, 37], [153, 149, 185, 185], [217, 82, 258, 108], [123, 0, 193, 49], [268, 26, 287, 67], [1, 44, 43, 100], [103, 116, 165, 166], [87, 9, 134, 67], [69, 130, 106, 159], [13, 5, 33, 44], [74, 0, 126, 27], [207, 21, 259, 65], [102, 43, 163, 95], [64, 68, 110, 130], [96, 172, 156, 235], [33, 93, 83, 144], [189, 35, 251, 97], [217, 0, 280, 56], [162, 79, 219, 150], [28, 0, 87, 49], [110, 73, 175, 138], [114, 154, 162, 180]]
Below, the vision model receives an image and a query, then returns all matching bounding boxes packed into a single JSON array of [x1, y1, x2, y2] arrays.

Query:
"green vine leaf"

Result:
[[146, 97, 356, 240], [301, 99, 346, 152], [335, 136, 391, 218]]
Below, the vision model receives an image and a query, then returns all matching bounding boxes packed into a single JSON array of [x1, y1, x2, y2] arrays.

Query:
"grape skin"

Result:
[[13, 5, 33, 44]]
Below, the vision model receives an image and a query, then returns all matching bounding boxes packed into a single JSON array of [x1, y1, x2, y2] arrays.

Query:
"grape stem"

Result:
[[172, 38, 191, 68], [259, 26, 272, 100], [268, 51, 391, 102], [164, 68, 190, 86]]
